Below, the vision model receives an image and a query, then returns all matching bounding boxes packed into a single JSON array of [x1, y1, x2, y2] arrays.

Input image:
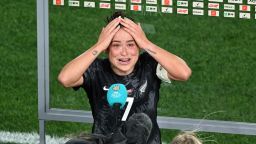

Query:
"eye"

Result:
[[127, 43, 135, 47], [111, 43, 121, 48]]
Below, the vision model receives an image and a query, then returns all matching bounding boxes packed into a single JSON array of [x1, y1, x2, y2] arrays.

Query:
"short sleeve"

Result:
[[140, 52, 158, 73]]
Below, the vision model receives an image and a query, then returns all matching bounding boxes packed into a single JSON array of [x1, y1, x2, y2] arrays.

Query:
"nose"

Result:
[[120, 46, 128, 56]]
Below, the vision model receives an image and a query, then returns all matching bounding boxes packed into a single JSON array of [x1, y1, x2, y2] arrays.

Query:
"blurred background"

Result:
[[0, 0, 256, 143]]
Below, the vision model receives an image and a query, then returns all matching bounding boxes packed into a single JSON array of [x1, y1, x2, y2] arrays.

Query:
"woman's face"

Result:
[[108, 28, 140, 76]]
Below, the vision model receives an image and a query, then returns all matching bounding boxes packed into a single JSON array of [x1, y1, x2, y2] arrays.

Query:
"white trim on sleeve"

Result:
[[156, 63, 171, 83]]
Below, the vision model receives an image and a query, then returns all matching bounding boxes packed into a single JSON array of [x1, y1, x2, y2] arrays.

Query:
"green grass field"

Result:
[[1, 0, 256, 143]]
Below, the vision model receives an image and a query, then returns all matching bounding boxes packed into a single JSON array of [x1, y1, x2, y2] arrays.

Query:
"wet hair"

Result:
[[106, 11, 134, 25], [171, 131, 202, 144]]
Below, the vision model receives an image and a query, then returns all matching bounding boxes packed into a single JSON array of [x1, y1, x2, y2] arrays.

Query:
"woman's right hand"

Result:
[[96, 17, 121, 51]]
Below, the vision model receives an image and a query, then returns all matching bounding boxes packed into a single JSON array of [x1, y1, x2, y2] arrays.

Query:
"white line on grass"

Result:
[[0, 131, 169, 144], [0, 131, 69, 144]]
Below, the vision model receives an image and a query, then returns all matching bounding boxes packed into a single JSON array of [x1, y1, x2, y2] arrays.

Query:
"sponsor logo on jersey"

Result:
[[139, 80, 147, 93]]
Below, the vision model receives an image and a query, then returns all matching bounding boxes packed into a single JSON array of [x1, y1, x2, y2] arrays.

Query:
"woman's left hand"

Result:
[[120, 17, 152, 50]]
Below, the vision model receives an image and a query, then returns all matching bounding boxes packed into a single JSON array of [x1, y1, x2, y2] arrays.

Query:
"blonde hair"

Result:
[[171, 131, 202, 144]]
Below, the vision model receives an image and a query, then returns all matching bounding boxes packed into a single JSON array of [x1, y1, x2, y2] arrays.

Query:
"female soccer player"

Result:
[[59, 11, 192, 144]]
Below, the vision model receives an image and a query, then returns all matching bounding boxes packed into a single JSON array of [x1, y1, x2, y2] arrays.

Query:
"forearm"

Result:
[[144, 42, 191, 81], [58, 44, 104, 87]]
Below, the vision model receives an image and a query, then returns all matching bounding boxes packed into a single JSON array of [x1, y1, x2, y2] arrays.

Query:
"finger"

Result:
[[138, 23, 143, 30], [138, 23, 146, 36], [105, 16, 122, 30], [112, 25, 121, 34], [124, 17, 136, 25], [104, 17, 121, 34], [108, 25, 121, 41], [123, 17, 138, 28], [121, 18, 142, 33], [122, 27, 136, 38], [119, 20, 137, 33], [120, 19, 134, 30]]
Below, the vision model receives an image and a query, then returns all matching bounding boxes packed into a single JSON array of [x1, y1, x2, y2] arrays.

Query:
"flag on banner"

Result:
[[208, 10, 219, 16], [239, 5, 250, 12], [130, 5, 142, 11], [53, 0, 64, 5], [161, 0, 172, 6]]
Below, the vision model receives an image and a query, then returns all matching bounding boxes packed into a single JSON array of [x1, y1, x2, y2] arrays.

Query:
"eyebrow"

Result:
[[126, 40, 135, 43], [112, 40, 135, 43]]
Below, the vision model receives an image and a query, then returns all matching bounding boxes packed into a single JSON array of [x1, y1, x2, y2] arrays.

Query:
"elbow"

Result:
[[58, 74, 71, 88]]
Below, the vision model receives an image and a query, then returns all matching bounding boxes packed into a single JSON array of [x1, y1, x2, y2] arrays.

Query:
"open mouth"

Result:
[[118, 58, 131, 65]]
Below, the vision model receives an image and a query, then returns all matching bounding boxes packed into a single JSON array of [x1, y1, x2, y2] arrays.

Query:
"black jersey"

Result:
[[78, 52, 162, 144]]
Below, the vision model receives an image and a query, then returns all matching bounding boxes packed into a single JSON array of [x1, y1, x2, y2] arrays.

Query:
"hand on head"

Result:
[[97, 15, 150, 51], [96, 17, 122, 51], [120, 17, 151, 50]]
